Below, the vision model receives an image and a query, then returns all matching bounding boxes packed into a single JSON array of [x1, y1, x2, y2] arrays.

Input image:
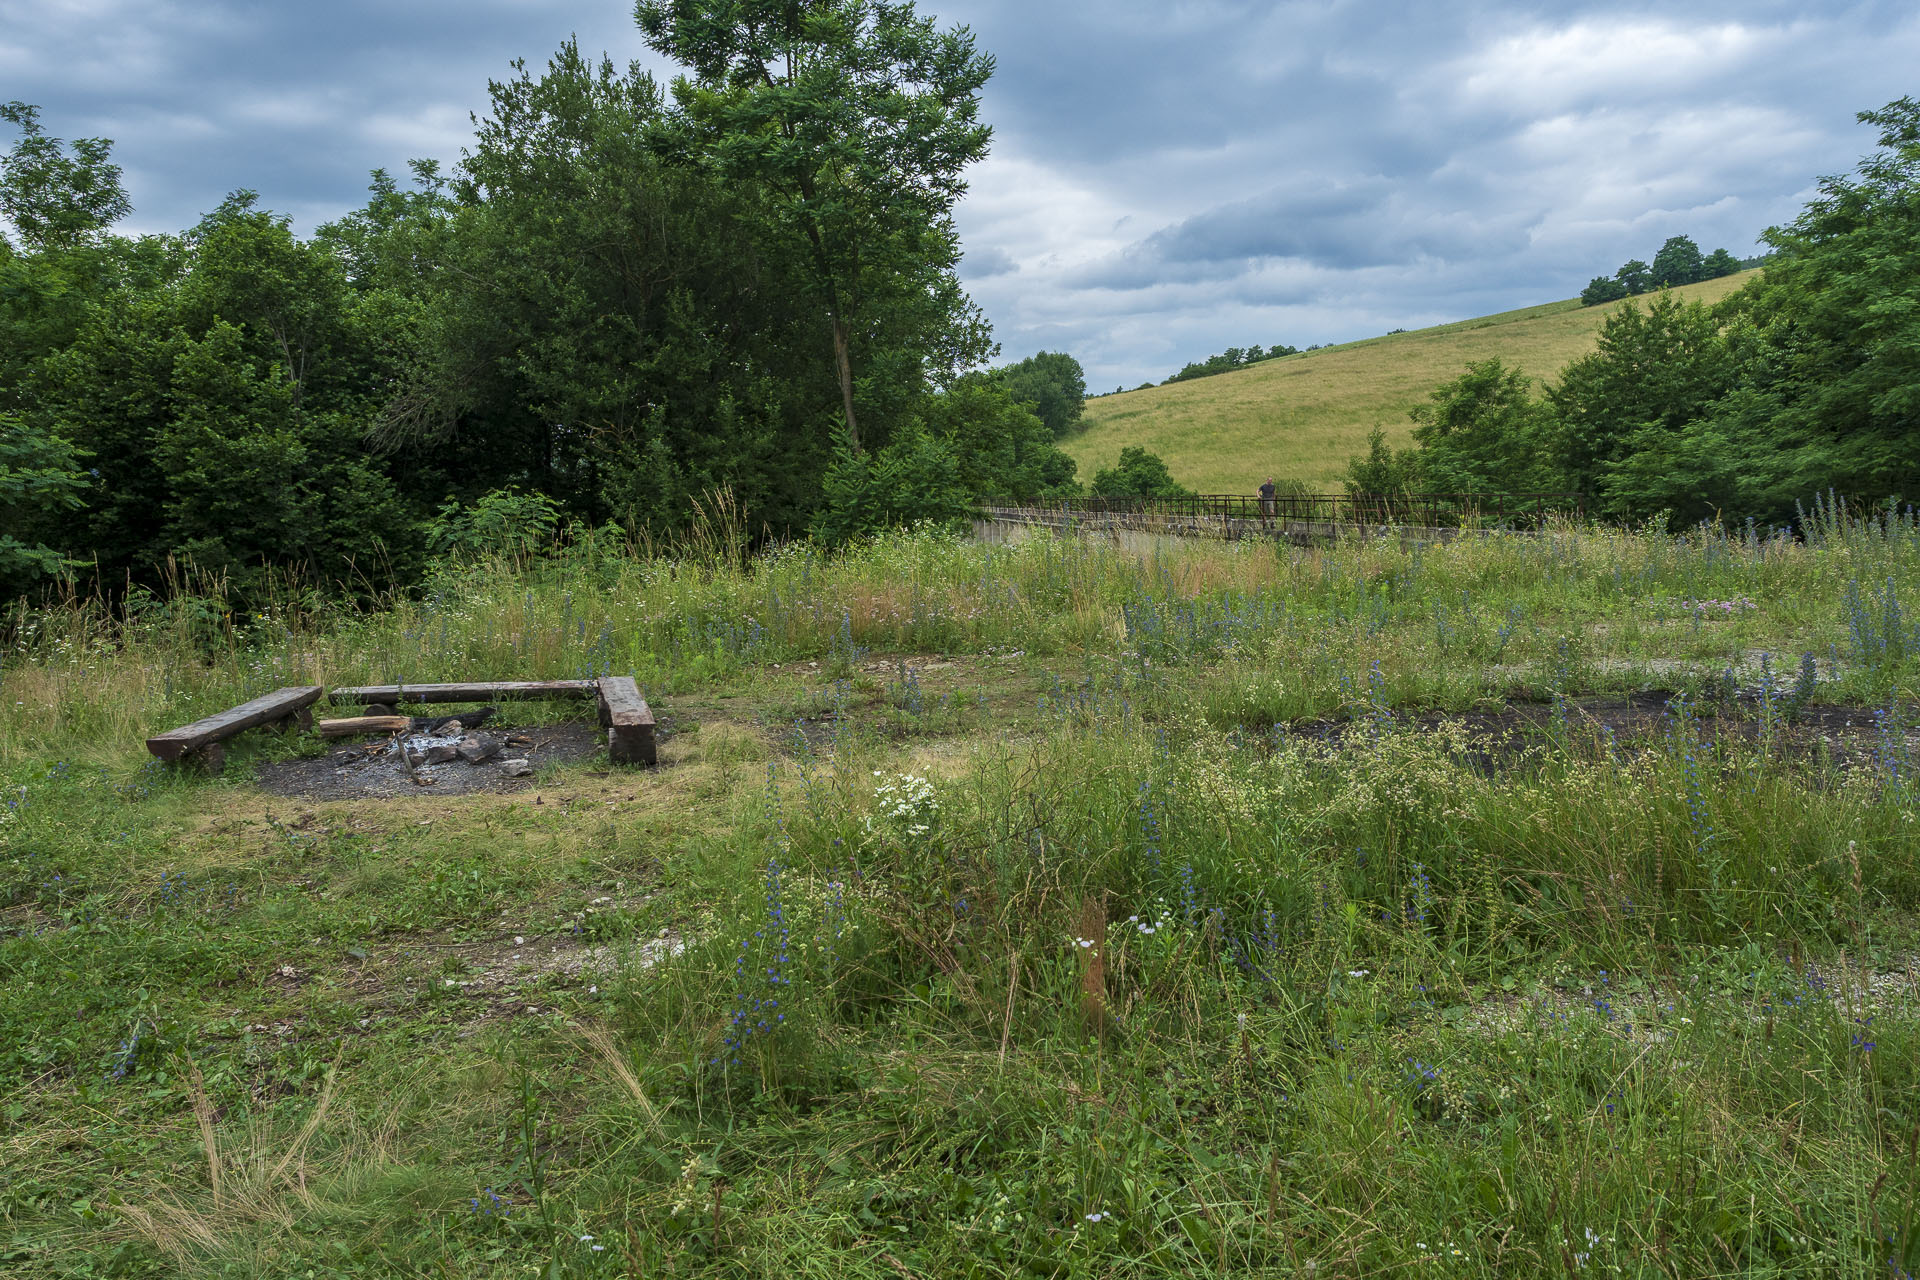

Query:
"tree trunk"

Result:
[[830, 313, 860, 451], [794, 189, 862, 454]]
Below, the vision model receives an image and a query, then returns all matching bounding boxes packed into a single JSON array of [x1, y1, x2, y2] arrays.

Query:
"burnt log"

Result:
[[317, 716, 414, 739]]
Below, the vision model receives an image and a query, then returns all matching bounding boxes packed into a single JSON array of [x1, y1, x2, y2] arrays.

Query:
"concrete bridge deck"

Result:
[[974, 504, 1483, 548]]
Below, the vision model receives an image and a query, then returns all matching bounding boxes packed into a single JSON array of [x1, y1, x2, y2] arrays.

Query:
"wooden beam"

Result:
[[146, 686, 326, 763], [329, 681, 597, 706], [597, 676, 656, 766]]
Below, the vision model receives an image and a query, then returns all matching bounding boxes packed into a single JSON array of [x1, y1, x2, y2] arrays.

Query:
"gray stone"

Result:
[[498, 758, 534, 778], [458, 734, 503, 765], [424, 743, 461, 765]]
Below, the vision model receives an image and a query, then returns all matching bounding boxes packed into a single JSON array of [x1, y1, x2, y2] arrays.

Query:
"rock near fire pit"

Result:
[[458, 735, 503, 764]]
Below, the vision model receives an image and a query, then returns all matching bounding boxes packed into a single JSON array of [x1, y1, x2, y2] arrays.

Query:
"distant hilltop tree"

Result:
[[1162, 342, 1300, 385], [1581, 234, 1744, 305]]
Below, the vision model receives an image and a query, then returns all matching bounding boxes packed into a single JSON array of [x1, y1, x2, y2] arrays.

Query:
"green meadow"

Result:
[[3, 507, 1919, 1277], [1068, 272, 1758, 495]]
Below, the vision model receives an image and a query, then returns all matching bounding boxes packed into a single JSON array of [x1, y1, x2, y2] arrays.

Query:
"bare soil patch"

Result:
[[1283, 692, 1902, 773]]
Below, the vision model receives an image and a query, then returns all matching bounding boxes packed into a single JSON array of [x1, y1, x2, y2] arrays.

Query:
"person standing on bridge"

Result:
[[1259, 476, 1277, 520]]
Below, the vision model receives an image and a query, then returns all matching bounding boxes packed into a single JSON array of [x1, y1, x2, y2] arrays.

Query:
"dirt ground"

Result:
[[1283, 692, 1901, 773]]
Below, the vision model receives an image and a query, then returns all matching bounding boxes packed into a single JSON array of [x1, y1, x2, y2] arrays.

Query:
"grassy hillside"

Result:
[[1068, 270, 1759, 494]]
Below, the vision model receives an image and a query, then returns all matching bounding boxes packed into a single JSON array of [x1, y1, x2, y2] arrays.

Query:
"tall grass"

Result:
[[5, 510, 1920, 1276]]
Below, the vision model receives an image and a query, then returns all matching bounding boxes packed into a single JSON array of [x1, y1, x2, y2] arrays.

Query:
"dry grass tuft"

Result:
[[579, 1021, 666, 1135], [113, 1052, 353, 1269]]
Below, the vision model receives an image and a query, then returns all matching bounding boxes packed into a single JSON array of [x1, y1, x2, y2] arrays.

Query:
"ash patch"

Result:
[[255, 722, 605, 800]]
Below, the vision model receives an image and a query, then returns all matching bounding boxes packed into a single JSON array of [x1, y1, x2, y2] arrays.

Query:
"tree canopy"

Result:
[[0, 15, 1075, 603], [0, 102, 131, 250], [1090, 446, 1191, 498], [1580, 234, 1741, 306], [634, 0, 995, 453], [993, 350, 1086, 438]]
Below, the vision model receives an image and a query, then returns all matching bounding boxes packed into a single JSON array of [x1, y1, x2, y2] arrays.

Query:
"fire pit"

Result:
[[256, 719, 609, 800]]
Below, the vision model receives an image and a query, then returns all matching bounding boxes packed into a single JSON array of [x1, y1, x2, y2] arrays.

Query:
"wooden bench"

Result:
[[146, 686, 325, 773], [596, 676, 656, 766], [330, 681, 599, 715]]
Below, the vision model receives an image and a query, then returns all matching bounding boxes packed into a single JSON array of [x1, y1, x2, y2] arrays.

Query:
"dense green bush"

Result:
[[0, 411, 85, 593], [991, 350, 1087, 438], [1089, 446, 1193, 498]]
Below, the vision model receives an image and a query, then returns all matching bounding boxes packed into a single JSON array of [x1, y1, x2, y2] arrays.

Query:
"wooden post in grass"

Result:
[[596, 676, 656, 766]]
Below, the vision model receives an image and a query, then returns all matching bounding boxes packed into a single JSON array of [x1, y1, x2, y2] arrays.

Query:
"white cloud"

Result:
[[1453, 19, 1787, 113]]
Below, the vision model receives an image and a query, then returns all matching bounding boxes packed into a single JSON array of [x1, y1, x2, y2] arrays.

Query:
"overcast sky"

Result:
[[3, 0, 1914, 389]]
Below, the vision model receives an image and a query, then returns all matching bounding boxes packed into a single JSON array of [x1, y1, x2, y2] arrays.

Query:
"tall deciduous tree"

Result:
[[1700, 97, 1920, 519], [634, 0, 996, 451], [0, 102, 131, 250], [0, 105, 173, 414], [994, 350, 1086, 438], [1549, 290, 1734, 517], [372, 44, 833, 534]]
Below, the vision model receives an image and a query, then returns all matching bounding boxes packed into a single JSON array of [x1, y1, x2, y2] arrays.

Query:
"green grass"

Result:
[[1069, 272, 1760, 494], [4, 510, 1920, 1277]]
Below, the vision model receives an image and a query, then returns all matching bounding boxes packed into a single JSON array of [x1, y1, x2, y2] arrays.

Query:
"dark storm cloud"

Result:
[[1069, 179, 1535, 288], [0, 0, 661, 232], [4, 0, 1917, 388], [961, 244, 1019, 278]]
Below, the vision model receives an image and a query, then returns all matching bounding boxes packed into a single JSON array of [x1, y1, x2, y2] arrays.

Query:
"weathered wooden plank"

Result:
[[597, 676, 656, 766], [146, 686, 326, 762], [329, 681, 597, 706]]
